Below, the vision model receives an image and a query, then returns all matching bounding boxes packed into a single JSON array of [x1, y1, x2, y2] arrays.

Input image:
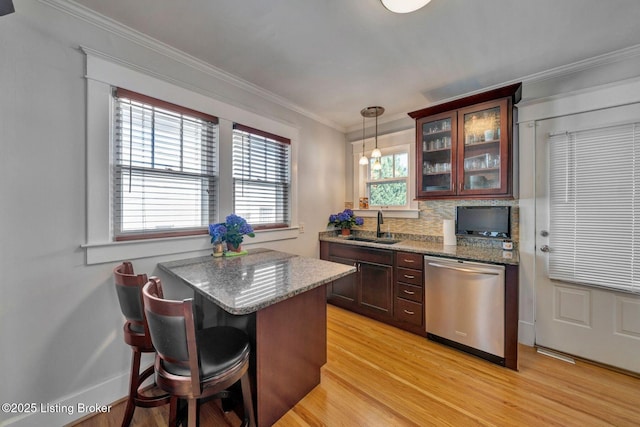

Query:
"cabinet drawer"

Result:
[[396, 251, 423, 270], [396, 267, 423, 287], [330, 243, 393, 265], [395, 298, 423, 326], [396, 283, 423, 303]]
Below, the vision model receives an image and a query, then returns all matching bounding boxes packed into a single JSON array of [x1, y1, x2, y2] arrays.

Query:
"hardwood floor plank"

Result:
[[72, 305, 640, 427]]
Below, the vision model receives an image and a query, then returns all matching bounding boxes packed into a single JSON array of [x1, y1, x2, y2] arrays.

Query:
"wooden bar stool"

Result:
[[113, 262, 171, 427], [142, 277, 255, 427]]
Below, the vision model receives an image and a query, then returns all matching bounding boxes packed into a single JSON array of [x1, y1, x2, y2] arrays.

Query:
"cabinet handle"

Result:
[[403, 309, 415, 315], [403, 274, 415, 279], [403, 259, 415, 263], [403, 290, 415, 295]]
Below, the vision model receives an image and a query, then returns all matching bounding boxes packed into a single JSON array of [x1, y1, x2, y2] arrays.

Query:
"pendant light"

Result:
[[361, 106, 384, 161], [358, 114, 369, 165]]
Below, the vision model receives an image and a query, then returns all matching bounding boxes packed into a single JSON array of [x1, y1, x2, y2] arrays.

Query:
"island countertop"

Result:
[[158, 248, 356, 315]]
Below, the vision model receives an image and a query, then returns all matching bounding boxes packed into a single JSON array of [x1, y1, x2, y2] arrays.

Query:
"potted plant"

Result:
[[328, 209, 364, 236], [209, 214, 255, 253]]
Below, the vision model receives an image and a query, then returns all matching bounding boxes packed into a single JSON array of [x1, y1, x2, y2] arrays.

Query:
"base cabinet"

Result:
[[321, 242, 423, 333], [322, 242, 394, 322], [393, 251, 425, 334]]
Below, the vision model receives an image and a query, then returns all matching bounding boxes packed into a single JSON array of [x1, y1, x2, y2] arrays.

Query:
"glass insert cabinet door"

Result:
[[417, 111, 457, 195], [458, 99, 509, 195]]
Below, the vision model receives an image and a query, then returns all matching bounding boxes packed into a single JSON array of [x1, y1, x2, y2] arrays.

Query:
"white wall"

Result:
[[0, 1, 346, 426]]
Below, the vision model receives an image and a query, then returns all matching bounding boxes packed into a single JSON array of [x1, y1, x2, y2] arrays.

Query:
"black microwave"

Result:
[[455, 206, 510, 238]]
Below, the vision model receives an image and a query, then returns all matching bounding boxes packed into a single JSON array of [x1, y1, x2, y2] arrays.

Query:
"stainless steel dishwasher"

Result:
[[424, 255, 505, 363]]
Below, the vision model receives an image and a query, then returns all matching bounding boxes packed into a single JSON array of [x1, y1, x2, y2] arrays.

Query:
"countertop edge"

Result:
[[319, 235, 519, 266], [158, 254, 357, 315]]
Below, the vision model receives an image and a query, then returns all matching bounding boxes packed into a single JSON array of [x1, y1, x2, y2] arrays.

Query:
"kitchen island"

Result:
[[158, 248, 356, 426]]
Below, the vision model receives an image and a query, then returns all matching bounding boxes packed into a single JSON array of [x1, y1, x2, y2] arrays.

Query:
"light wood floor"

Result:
[[71, 305, 640, 427]]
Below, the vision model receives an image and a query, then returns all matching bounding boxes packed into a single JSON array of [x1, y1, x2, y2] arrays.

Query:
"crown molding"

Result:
[[38, 0, 345, 132]]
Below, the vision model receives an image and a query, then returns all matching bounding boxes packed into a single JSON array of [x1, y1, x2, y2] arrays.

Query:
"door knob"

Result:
[[540, 245, 550, 253]]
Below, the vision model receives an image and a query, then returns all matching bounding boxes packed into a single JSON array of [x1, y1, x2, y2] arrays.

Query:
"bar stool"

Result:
[[113, 262, 171, 427], [142, 277, 255, 427]]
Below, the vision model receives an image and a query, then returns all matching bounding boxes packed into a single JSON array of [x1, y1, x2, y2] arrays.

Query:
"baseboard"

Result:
[[1, 372, 129, 427], [518, 320, 535, 346]]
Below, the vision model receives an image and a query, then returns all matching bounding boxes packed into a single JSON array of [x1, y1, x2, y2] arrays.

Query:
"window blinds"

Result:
[[232, 124, 290, 229], [113, 88, 218, 240], [548, 123, 638, 293]]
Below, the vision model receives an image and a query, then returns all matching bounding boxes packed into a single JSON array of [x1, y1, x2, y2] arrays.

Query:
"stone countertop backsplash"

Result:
[[319, 231, 519, 266]]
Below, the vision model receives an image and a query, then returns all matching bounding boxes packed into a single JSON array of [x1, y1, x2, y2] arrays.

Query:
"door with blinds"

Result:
[[535, 103, 640, 373]]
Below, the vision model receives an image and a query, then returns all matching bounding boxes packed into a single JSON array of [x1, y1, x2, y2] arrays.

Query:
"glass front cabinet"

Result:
[[412, 84, 520, 199]]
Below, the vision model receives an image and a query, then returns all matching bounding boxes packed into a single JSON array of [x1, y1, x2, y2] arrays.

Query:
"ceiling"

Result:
[[73, 0, 640, 130]]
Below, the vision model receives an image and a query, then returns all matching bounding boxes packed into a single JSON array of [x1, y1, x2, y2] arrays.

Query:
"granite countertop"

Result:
[[319, 234, 519, 265], [158, 248, 356, 315]]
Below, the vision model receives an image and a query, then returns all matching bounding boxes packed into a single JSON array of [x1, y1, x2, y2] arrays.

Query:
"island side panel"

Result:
[[255, 285, 327, 426]]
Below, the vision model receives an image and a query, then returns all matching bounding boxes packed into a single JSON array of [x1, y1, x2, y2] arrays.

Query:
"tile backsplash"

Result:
[[353, 199, 519, 248]]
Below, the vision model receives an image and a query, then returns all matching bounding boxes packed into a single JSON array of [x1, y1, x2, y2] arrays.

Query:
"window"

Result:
[[548, 122, 639, 293], [232, 124, 290, 229], [367, 151, 409, 207], [113, 88, 218, 240]]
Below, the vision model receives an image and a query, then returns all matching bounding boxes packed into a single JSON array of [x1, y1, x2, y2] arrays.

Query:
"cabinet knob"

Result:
[[403, 259, 415, 263], [403, 274, 415, 279], [403, 290, 415, 295], [403, 309, 415, 315]]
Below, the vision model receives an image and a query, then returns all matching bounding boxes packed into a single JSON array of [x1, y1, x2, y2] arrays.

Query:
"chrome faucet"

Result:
[[376, 210, 384, 238]]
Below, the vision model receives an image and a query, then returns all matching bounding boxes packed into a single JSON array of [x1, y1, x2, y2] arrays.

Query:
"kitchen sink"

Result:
[[345, 236, 400, 245]]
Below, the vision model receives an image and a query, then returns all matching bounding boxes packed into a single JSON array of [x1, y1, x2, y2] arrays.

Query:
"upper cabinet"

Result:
[[409, 83, 521, 199]]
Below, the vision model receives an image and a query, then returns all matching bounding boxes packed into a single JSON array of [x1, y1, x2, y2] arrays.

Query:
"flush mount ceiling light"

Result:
[[361, 106, 384, 161], [381, 0, 432, 14]]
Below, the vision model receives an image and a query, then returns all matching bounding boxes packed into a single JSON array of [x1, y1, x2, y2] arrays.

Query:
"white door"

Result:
[[535, 104, 640, 373]]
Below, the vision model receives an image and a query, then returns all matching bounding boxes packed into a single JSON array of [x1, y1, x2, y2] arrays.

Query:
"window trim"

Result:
[[351, 129, 418, 218], [82, 48, 299, 265], [112, 88, 219, 241]]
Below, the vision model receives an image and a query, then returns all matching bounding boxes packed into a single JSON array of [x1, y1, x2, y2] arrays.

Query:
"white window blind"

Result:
[[113, 88, 218, 240], [548, 123, 638, 293], [232, 124, 290, 229]]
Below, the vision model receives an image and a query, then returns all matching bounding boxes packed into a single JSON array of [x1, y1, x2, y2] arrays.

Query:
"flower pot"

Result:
[[213, 242, 224, 257], [227, 242, 242, 252], [341, 228, 351, 236]]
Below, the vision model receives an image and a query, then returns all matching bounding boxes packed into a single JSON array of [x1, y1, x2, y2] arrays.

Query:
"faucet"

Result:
[[376, 210, 384, 238]]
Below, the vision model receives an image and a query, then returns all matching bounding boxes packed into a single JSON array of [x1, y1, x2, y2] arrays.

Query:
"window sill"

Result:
[[353, 209, 420, 219], [82, 227, 300, 265]]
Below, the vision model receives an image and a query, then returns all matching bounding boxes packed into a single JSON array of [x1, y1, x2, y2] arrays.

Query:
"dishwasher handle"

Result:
[[427, 262, 500, 276]]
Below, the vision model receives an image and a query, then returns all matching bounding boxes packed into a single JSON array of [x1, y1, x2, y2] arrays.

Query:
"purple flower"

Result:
[[327, 209, 363, 230], [208, 214, 255, 246]]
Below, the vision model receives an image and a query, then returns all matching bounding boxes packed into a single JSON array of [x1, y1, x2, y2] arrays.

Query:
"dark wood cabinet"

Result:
[[393, 251, 424, 333], [322, 242, 394, 322], [326, 255, 358, 306], [410, 83, 521, 200]]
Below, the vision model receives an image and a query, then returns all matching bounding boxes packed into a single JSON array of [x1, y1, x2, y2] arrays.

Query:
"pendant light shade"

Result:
[[359, 114, 369, 165], [381, 0, 431, 14], [361, 106, 384, 159]]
